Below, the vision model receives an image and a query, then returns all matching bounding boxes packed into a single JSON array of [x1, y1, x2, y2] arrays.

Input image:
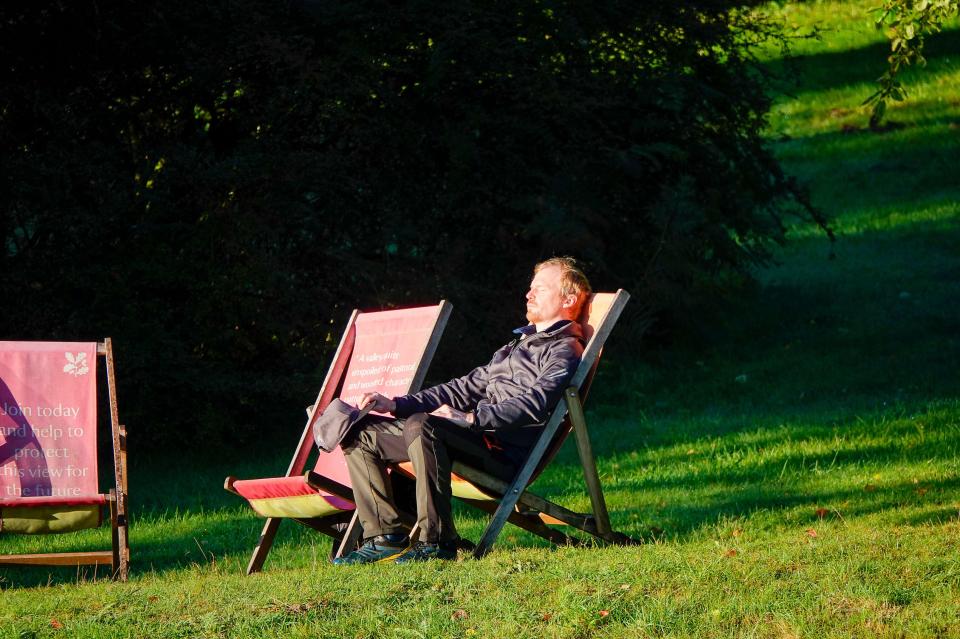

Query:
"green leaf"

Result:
[[872, 99, 887, 123]]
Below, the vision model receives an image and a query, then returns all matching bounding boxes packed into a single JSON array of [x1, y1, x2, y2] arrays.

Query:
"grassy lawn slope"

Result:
[[2, 1, 959, 636]]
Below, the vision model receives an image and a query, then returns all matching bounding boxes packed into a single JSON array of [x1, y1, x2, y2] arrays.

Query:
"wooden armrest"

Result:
[[304, 471, 354, 502]]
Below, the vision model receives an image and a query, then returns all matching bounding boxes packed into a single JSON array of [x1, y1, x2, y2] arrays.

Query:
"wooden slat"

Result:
[[304, 471, 354, 502], [335, 512, 365, 557], [0, 551, 114, 566], [104, 338, 130, 581], [460, 498, 582, 548], [451, 463, 600, 533], [566, 388, 612, 537], [409, 301, 453, 393]]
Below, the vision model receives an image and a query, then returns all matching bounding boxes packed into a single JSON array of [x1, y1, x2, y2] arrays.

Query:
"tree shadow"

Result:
[[0, 506, 327, 588], [766, 27, 960, 96]]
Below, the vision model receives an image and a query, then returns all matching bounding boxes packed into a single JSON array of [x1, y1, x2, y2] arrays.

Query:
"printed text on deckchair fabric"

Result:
[[0, 342, 99, 501]]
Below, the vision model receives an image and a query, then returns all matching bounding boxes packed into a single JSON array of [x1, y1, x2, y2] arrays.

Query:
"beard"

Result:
[[525, 305, 541, 324]]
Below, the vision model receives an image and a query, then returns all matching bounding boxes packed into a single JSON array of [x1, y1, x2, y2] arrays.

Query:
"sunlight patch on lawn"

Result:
[[788, 200, 960, 239]]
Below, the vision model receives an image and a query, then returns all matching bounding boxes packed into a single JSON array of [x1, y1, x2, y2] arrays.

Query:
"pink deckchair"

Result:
[[225, 302, 451, 574], [0, 340, 130, 580]]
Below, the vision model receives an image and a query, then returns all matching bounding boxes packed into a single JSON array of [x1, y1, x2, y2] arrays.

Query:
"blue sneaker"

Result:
[[333, 534, 409, 565], [394, 541, 458, 563]]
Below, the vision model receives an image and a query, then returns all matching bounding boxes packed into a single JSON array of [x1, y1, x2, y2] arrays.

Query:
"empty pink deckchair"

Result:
[[0, 339, 130, 580], [226, 302, 451, 574]]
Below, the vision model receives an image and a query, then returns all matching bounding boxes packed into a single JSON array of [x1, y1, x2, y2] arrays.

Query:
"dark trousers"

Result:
[[341, 413, 521, 543]]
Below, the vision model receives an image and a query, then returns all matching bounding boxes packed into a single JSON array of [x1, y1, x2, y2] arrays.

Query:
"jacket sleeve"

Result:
[[472, 338, 582, 432], [391, 345, 509, 417]]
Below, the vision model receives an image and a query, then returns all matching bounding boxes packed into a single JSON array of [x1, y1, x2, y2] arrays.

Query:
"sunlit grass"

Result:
[[767, 65, 960, 137], [3, 2, 960, 636], [788, 199, 960, 238], [756, 0, 960, 60]]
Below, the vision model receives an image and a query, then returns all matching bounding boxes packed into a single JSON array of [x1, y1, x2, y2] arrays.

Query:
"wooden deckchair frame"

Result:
[[463, 289, 637, 556], [238, 302, 452, 574], [0, 338, 130, 581]]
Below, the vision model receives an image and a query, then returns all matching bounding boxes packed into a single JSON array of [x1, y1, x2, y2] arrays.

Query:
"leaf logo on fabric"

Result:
[[63, 352, 90, 377]]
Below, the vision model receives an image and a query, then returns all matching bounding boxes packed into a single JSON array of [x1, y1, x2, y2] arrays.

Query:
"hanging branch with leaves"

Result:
[[865, 0, 959, 129]]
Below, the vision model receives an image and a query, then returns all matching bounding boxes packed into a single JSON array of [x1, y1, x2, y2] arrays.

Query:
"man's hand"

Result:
[[430, 404, 475, 428], [360, 392, 396, 414]]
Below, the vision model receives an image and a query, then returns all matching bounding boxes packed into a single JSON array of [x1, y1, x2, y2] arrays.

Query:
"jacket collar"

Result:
[[513, 319, 584, 341]]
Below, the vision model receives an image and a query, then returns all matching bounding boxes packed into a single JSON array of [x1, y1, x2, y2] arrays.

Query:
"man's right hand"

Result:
[[360, 392, 396, 414]]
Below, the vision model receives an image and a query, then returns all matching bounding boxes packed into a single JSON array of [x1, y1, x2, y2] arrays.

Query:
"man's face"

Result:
[[525, 264, 572, 326]]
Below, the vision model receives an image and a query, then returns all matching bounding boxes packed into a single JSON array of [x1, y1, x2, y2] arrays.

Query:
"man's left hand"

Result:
[[430, 404, 475, 428]]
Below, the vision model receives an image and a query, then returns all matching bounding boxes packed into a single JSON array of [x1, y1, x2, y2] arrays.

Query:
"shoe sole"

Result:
[[375, 543, 411, 563]]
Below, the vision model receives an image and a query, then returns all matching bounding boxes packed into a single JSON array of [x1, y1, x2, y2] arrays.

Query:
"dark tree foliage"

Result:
[[0, 0, 827, 449]]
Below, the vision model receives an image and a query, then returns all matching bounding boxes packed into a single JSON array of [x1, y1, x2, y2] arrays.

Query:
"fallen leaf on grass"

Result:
[[815, 508, 829, 519], [541, 613, 553, 622], [724, 549, 738, 557], [451, 609, 469, 621], [731, 528, 743, 538], [599, 610, 610, 618], [148, 596, 159, 603], [806, 528, 818, 538], [49, 619, 63, 630]]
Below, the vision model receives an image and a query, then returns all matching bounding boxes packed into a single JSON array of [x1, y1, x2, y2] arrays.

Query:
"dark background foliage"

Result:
[[0, 0, 826, 450]]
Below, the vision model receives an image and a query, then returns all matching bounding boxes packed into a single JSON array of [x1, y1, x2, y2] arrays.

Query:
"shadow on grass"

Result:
[[525, 401, 959, 542], [631, 474, 960, 536], [766, 27, 960, 96], [0, 447, 322, 589], [0, 505, 341, 589]]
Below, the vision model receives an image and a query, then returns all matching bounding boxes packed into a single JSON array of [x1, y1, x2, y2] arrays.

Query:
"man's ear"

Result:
[[561, 294, 577, 309]]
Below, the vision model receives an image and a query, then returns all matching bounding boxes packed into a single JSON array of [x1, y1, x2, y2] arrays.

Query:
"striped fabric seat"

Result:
[[230, 474, 353, 519]]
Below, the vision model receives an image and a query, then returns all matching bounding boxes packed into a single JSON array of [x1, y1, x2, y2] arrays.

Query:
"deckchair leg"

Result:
[[105, 342, 131, 581], [333, 511, 364, 560], [462, 499, 582, 548], [110, 490, 120, 578], [109, 489, 130, 581], [471, 396, 572, 558], [565, 388, 612, 538], [247, 518, 281, 575]]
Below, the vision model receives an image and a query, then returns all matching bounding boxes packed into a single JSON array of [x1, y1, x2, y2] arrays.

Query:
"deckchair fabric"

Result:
[[0, 339, 130, 579], [392, 290, 637, 557], [0, 505, 102, 534], [226, 302, 451, 574]]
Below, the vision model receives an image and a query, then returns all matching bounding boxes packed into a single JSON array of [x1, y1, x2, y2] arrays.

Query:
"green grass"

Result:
[[3, 1, 960, 636]]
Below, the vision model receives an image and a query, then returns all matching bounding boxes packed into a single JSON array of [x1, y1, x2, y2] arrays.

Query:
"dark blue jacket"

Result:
[[392, 320, 585, 449]]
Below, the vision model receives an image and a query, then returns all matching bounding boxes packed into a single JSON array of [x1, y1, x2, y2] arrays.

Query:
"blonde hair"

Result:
[[534, 256, 592, 317]]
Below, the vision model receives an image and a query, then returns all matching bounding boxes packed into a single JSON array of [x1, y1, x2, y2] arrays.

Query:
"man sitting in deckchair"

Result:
[[336, 257, 590, 564]]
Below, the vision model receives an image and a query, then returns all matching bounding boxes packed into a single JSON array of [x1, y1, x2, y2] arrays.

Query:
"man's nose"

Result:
[[526, 289, 535, 300]]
